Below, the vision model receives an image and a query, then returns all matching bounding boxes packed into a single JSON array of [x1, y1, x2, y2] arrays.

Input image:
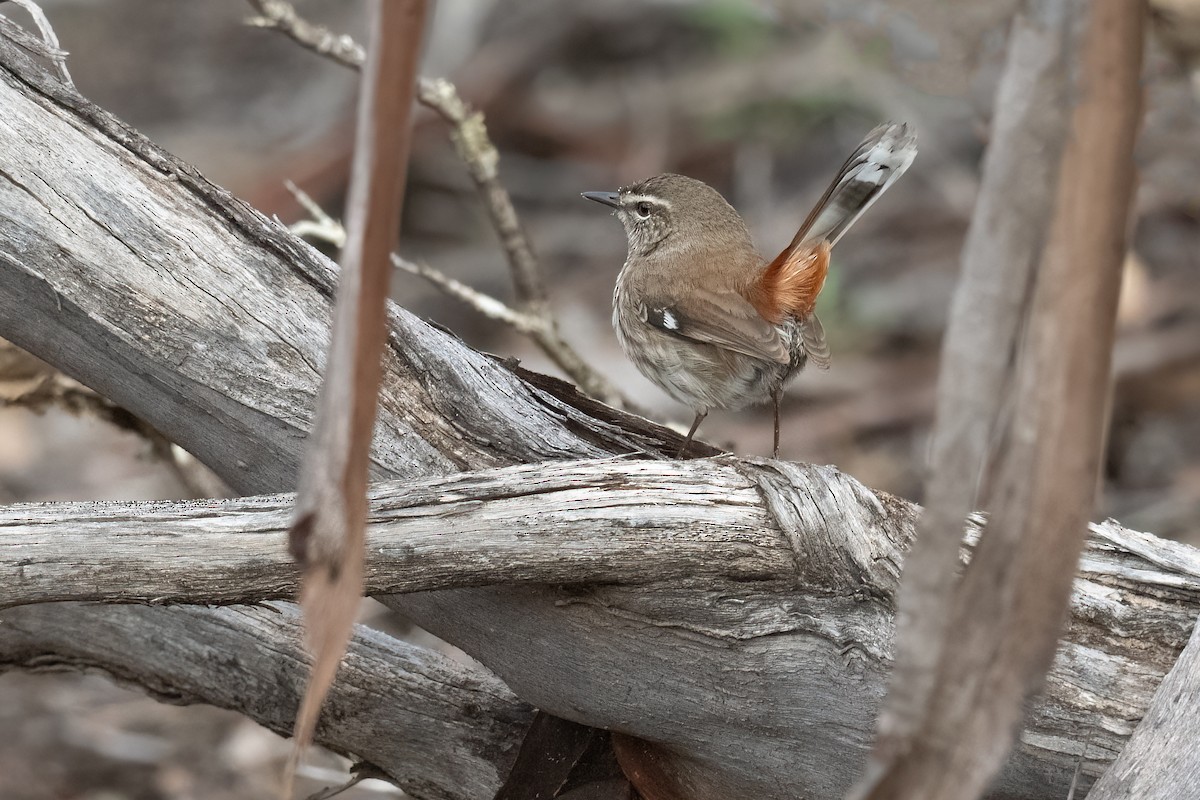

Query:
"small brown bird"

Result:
[[584, 122, 916, 457]]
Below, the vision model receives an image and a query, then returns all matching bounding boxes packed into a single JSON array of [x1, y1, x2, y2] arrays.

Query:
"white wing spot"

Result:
[[660, 309, 678, 330]]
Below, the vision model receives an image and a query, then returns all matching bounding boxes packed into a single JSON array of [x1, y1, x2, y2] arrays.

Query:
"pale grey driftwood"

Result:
[[0, 459, 796, 607], [0, 601, 532, 800], [1086, 609, 1200, 799], [4, 459, 1200, 798], [0, 17, 1197, 800]]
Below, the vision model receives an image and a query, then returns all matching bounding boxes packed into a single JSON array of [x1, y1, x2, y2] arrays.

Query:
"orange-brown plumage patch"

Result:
[[746, 239, 831, 323]]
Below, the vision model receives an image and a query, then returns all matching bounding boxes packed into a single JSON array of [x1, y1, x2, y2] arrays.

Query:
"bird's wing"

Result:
[[636, 287, 790, 365]]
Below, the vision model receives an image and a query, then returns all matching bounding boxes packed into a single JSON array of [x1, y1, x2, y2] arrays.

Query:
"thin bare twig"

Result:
[[416, 79, 633, 406], [285, 179, 340, 231], [3, 370, 162, 440], [244, 0, 631, 410], [416, 79, 546, 313], [301, 776, 365, 800], [244, 0, 364, 69], [2, 0, 73, 87], [300, 767, 385, 800], [392, 255, 547, 335], [284, 180, 347, 247], [284, 182, 547, 337]]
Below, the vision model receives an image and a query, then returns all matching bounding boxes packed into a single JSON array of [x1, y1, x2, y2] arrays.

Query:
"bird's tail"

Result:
[[749, 123, 916, 325], [791, 121, 917, 250]]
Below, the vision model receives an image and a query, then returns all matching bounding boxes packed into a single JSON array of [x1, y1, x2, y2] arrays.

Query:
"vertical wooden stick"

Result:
[[856, 0, 1144, 797], [285, 0, 427, 794]]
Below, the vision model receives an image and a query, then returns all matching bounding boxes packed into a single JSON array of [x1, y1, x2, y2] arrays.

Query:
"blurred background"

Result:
[[2, 0, 1198, 797]]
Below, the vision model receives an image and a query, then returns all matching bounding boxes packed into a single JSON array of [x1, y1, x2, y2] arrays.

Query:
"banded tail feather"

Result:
[[792, 121, 917, 250], [750, 122, 916, 327]]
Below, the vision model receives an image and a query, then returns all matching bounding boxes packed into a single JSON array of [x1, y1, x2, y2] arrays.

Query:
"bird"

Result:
[[583, 122, 916, 458]]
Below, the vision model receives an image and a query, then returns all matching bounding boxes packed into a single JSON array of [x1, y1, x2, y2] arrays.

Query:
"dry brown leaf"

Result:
[[284, 0, 427, 795]]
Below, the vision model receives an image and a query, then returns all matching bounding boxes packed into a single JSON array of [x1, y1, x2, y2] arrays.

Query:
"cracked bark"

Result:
[[0, 16, 1198, 800]]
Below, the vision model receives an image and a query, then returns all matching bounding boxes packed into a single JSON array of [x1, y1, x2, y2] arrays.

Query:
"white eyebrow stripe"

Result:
[[623, 194, 672, 211]]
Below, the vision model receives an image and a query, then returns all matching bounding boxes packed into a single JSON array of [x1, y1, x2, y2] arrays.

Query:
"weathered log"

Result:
[[0, 460, 796, 608], [0, 601, 532, 800], [1087, 610, 1200, 799], [3, 464, 1199, 798], [1, 16, 1198, 800], [4, 457, 1200, 795]]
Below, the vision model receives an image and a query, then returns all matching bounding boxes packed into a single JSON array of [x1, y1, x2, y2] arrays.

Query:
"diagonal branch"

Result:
[[245, 0, 365, 70], [284, 180, 548, 336]]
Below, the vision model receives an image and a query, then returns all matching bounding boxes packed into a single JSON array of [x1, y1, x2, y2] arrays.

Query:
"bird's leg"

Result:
[[678, 410, 708, 458], [772, 387, 783, 459]]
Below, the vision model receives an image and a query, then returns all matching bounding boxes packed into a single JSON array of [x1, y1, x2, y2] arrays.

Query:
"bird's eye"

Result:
[[635, 201, 652, 218]]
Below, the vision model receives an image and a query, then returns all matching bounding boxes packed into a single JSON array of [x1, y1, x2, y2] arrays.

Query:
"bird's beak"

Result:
[[581, 191, 621, 209]]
